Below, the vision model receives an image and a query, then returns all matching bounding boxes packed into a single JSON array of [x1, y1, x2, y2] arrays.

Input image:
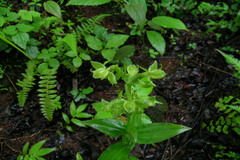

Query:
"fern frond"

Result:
[[38, 68, 62, 121], [17, 60, 37, 106], [62, 59, 79, 73], [218, 49, 240, 78], [76, 14, 111, 35]]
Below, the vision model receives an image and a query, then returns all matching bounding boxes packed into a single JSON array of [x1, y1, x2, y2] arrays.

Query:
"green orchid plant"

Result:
[[81, 61, 191, 159]]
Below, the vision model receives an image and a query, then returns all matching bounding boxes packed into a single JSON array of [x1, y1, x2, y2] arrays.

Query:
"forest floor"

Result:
[[0, 2, 240, 160]]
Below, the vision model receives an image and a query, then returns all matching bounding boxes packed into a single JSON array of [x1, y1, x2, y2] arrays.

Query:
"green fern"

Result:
[[17, 60, 37, 107], [75, 14, 111, 35], [67, 0, 112, 6], [38, 68, 62, 121], [62, 59, 79, 73], [217, 49, 240, 79]]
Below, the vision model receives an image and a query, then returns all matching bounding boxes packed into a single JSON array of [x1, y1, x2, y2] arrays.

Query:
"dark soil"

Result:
[[1, 1, 240, 160]]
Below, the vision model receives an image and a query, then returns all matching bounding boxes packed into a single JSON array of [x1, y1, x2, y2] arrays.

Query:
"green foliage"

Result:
[[70, 87, 94, 102], [203, 96, 240, 135], [83, 114, 190, 159], [62, 101, 92, 132], [43, 0, 62, 19], [17, 139, 56, 160], [217, 50, 240, 79], [17, 60, 37, 106], [67, 0, 113, 6]]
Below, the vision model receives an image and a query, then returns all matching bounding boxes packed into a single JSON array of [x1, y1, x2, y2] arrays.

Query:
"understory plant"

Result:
[[79, 61, 191, 159]]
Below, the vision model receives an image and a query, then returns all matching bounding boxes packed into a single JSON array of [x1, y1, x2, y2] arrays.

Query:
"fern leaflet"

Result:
[[75, 14, 111, 35], [38, 68, 62, 121], [17, 60, 37, 106]]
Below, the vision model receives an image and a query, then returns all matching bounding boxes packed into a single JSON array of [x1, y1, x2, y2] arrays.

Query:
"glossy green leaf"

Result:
[[106, 34, 129, 48], [92, 68, 109, 79], [66, 126, 74, 132], [66, 51, 76, 57], [70, 101, 77, 117], [63, 34, 77, 54], [76, 103, 88, 114], [102, 49, 116, 61], [147, 31, 166, 55], [62, 112, 70, 124], [76, 113, 93, 118], [84, 35, 102, 50], [113, 45, 135, 61], [80, 52, 91, 60], [125, 0, 147, 28], [151, 16, 188, 30], [136, 123, 191, 144], [34, 148, 56, 157], [107, 72, 117, 84], [94, 111, 113, 119], [29, 139, 47, 155], [0, 16, 5, 27], [71, 118, 86, 127], [76, 153, 83, 160], [84, 119, 126, 137], [91, 61, 105, 69], [44, 1, 62, 19], [67, 0, 112, 6], [12, 32, 29, 49], [73, 57, 82, 68], [7, 12, 20, 21], [98, 142, 131, 160]]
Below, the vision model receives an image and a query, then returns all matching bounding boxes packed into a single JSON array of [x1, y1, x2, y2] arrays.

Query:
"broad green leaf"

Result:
[[71, 118, 86, 127], [63, 34, 77, 54], [136, 123, 191, 144], [82, 87, 94, 94], [66, 51, 76, 57], [22, 142, 30, 155], [70, 101, 77, 117], [76, 113, 93, 118], [107, 72, 117, 84], [18, 10, 32, 21], [76, 104, 88, 114], [67, 0, 112, 6], [16, 23, 34, 32], [29, 139, 48, 155], [0, 7, 10, 15], [125, 0, 147, 28], [0, 16, 5, 27], [94, 111, 113, 119], [106, 34, 129, 48], [49, 58, 60, 68], [80, 52, 91, 60], [146, 31, 165, 55], [92, 68, 109, 80], [7, 12, 19, 21], [44, 1, 62, 19], [62, 112, 70, 124], [34, 148, 56, 157], [3, 25, 17, 35], [26, 46, 39, 58], [12, 32, 29, 49], [151, 16, 188, 30], [91, 61, 105, 69], [73, 57, 82, 68], [93, 25, 108, 40], [102, 49, 116, 61], [98, 142, 132, 160], [127, 65, 139, 76], [83, 119, 126, 137], [84, 35, 102, 50], [76, 153, 83, 160], [113, 45, 135, 61]]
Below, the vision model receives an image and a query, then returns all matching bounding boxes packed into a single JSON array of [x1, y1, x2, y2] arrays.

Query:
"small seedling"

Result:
[[70, 87, 94, 102], [62, 101, 93, 132], [17, 139, 56, 160]]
